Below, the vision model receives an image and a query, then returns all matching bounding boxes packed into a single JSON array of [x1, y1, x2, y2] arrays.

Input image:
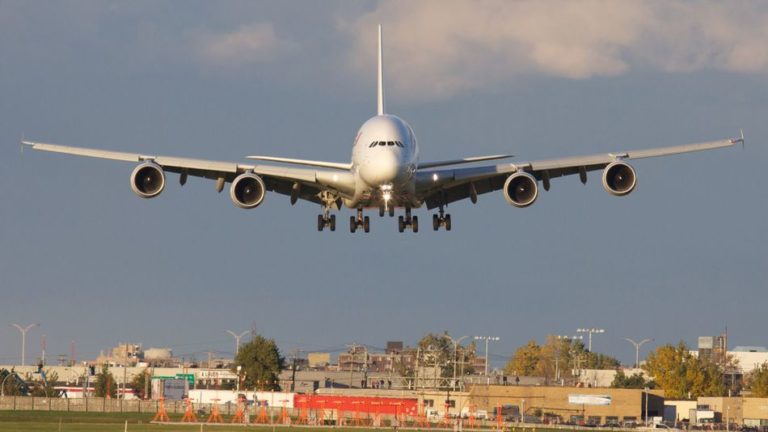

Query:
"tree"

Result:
[[130, 369, 152, 399], [94, 365, 117, 398], [746, 362, 768, 397], [644, 342, 725, 399], [611, 370, 655, 389], [234, 334, 284, 390], [29, 370, 61, 397], [505, 340, 541, 376]]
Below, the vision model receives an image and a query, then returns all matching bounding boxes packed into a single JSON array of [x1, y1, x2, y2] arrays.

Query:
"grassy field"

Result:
[[0, 411, 574, 432]]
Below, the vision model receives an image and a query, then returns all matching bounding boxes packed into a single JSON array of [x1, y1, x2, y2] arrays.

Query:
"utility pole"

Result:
[[576, 328, 605, 352], [289, 349, 301, 392], [226, 330, 250, 356], [11, 323, 39, 366], [624, 338, 653, 368], [474, 336, 500, 384]]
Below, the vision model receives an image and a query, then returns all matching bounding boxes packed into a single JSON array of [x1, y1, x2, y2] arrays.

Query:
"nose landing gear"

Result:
[[397, 207, 419, 233]]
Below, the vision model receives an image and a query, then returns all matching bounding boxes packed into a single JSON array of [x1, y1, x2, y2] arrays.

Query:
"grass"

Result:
[[0, 412, 578, 432]]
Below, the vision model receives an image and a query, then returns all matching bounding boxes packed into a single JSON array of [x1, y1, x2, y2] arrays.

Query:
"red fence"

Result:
[[294, 395, 419, 416]]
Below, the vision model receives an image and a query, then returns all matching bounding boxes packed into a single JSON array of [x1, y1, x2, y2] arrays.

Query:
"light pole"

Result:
[[576, 328, 605, 352], [556, 335, 582, 384], [226, 330, 250, 356], [474, 336, 500, 383], [445, 335, 469, 390], [624, 338, 653, 368], [11, 323, 39, 366]]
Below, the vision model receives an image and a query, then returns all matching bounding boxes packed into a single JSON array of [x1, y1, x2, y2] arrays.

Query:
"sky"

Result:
[[0, 1, 766, 369]]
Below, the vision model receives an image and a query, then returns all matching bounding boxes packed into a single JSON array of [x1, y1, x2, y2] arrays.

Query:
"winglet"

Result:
[[377, 24, 385, 116], [731, 129, 745, 149]]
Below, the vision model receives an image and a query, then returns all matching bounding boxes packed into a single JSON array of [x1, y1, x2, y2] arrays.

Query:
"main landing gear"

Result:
[[350, 208, 370, 233], [397, 208, 418, 233], [317, 206, 336, 231], [432, 206, 451, 231]]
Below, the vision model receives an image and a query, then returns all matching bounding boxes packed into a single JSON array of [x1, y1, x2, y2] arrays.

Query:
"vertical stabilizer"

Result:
[[377, 24, 385, 116]]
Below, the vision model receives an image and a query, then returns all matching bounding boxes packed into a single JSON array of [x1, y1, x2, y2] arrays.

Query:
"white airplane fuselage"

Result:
[[346, 114, 420, 209]]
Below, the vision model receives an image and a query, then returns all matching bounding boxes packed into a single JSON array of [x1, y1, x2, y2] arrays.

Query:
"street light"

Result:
[[445, 335, 469, 390], [576, 328, 605, 352], [226, 330, 250, 356], [11, 323, 39, 366], [474, 336, 500, 383], [624, 338, 653, 368]]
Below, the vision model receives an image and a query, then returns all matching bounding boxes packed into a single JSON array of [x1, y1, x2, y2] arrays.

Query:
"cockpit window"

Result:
[[378, 141, 385, 146], [369, 140, 404, 148], [396, 141, 404, 147], [387, 141, 395, 146], [369, 142, 377, 148]]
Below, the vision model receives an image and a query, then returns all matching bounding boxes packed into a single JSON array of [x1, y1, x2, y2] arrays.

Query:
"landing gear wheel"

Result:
[[329, 214, 336, 231], [445, 214, 452, 231], [350, 216, 357, 233], [379, 206, 385, 217], [412, 215, 419, 233], [388, 207, 395, 217], [398, 216, 405, 233], [433, 214, 439, 231], [318, 215, 324, 231], [363, 216, 370, 233]]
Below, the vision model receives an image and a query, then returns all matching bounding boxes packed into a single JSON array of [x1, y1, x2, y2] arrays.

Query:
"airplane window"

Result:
[[369, 142, 377, 148], [396, 141, 404, 147], [387, 141, 394, 146], [378, 141, 385, 146]]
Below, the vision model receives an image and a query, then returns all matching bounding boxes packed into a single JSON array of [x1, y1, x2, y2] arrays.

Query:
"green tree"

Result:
[[505, 340, 541, 376], [746, 362, 768, 397], [129, 369, 152, 399], [415, 332, 476, 380], [644, 342, 725, 399], [611, 370, 655, 389], [29, 370, 61, 397], [234, 334, 284, 390], [94, 365, 117, 398]]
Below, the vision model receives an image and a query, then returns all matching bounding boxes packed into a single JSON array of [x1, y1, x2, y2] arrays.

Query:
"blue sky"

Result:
[[0, 1, 766, 368]]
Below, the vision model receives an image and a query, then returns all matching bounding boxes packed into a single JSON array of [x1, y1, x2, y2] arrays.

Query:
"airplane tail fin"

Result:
[[377, 24, 385, 116]]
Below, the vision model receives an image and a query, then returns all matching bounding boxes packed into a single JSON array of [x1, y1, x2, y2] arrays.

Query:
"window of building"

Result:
[[423, 399, 434, 407]]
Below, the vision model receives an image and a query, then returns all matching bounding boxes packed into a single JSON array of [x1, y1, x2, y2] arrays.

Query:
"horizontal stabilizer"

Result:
[[247, 156, 352, 170], [418, 154, 513, 169]]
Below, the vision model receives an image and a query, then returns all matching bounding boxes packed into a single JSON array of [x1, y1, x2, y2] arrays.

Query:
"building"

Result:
[[469, 385, 665, 425]]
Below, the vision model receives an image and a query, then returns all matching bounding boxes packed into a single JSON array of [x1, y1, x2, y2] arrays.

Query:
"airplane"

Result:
[[23, 25, 742, 234]]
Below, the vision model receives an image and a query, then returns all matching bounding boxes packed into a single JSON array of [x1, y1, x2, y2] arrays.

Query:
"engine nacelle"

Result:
[[503, 172, 538, 208], [130, 162, 165, 198], [602, 161, 637, 196], [230, 172, 266, 209]]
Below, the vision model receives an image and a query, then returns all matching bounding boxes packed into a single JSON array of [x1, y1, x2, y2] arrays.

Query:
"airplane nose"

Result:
[[361, 151, 399, 185]]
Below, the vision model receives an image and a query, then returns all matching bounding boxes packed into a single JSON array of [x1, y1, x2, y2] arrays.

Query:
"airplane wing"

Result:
[[22, 140, 355, 206], [415, 135, 742, 209]]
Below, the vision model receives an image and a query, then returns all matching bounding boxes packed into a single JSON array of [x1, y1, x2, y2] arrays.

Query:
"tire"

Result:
[[317, 215, 324, 231], [412, 216, 419, 233], [379, 206, 385, 217], [363, 216, 370, 233], [350, 216, 357, 233], [330, 214, 336, 231], [433, 214, 439, 231], [445, 214, 452, 231], [398, 216, 405, 233], [388, 206, 395, 217]]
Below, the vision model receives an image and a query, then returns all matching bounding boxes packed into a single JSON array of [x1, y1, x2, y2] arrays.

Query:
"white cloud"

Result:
[[194, 23, 288, 67], [340, 1, 768, 99]]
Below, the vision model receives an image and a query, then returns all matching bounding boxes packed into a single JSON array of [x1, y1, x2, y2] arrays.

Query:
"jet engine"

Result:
[[230, 172, 266, 209], [130, 162, 165, 198], [503, 172, 538, 208], [602, 162, 637, 196]]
